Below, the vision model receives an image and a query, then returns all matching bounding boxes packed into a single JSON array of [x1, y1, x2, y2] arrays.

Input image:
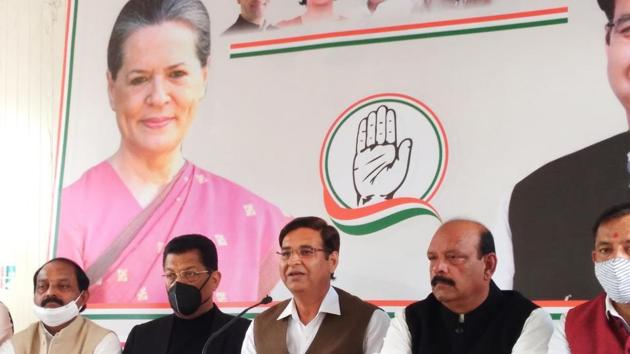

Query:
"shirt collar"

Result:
[[277, 286, 340, 321], [605, 295, 630, 332], [39, 322, 53, 339]]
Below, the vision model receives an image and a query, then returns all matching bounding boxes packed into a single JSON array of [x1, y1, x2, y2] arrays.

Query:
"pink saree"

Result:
[[57, 161, 288, 304]]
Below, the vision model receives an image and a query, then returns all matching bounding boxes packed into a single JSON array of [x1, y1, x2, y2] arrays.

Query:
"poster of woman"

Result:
[[56, 0, 289, 305]]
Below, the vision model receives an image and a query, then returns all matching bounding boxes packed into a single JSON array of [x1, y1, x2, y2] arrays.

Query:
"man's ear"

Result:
[[78, 290, 90, 311], [210, 270, 222, 291], [328, 251, 339, 274], [483, 253, 497, 280]]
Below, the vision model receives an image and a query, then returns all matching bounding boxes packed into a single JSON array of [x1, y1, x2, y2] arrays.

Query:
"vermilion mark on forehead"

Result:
[[613, 232, 619, 238]]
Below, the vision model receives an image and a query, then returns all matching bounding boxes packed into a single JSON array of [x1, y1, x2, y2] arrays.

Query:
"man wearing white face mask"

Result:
[[0, 258, 121, 354], [548, 203, 630, 353]]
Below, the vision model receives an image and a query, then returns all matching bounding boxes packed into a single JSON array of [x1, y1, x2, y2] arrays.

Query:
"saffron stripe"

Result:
[[535, 300, 586, 307], [230, 19, 567, 59], [231, 7, 568, 49], [333, 207, 437, 235], [51, 0, 79, 257]]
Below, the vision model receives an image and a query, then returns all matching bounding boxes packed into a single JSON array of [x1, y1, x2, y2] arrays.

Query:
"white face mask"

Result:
[[32, 292, 82, 327], [595, 258, 630, 304]]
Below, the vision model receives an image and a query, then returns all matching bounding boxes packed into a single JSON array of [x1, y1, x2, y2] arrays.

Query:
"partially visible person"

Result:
[[241, 216, 389, 354], [0, 258, 120, 354], [417, 0, 491, 10], [380, 219, 553, 354], [548, 203, 630, 353], [123, 234, 249, 354], [0, 302, 12, 344], [58, 0, 288, 305], [496, 0, 630, 300], [367, 0, 492, 16], [224, 0, 274, 34], [367, 0, 386, 13], [277, 0, 344, 27]]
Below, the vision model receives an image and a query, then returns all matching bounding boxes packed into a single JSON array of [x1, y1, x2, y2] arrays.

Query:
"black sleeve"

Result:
[[233, 317, 250, 342], [122, 325, 138, 354], [220, 317, 251, 354]]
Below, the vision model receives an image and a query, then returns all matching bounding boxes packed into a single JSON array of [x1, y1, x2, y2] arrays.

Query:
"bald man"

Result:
[[379, 219, 553, 354]]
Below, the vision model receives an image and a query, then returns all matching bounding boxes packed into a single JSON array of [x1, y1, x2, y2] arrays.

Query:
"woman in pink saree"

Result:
[[58, 0, 288, 304]]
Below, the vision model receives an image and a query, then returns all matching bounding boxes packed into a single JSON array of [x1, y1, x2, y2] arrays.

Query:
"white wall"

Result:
[[0, 0, 67, 331]]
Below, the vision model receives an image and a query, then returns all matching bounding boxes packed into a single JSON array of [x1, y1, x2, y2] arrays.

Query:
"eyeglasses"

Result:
[[161, 270, 210, 284], [276, 246, 327, 261], [607, 16, 630, 38]]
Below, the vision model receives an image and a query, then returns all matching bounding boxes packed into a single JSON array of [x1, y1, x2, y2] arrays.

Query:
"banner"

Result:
[[52, 0, 618, 339]]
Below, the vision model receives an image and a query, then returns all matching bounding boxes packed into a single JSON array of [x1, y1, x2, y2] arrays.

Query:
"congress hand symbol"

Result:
[[353, 105, 412, 206]]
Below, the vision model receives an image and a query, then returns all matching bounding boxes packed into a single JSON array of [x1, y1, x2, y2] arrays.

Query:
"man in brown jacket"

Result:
[[240, 216, 390, 354]]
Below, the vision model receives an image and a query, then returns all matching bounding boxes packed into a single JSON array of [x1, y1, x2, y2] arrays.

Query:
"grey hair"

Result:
[[107, 0, 210, 81]]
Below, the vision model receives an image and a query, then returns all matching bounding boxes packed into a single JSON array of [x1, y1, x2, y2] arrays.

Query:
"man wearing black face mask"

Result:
[[122, 235, 250, 354]]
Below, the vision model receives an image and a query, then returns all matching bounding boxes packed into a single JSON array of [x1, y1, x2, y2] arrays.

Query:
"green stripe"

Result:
[[332, 207, 436, 235], [231, 18, 567, 59], [86, 312, 381, 320], [85, 314, 164, 320], [87, 311, 563, 321], [53, 0, 79, 256]]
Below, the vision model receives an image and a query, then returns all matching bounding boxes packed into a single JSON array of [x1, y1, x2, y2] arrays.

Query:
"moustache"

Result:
[[431, 275, 456, 287], [41, 296, 64, 307]]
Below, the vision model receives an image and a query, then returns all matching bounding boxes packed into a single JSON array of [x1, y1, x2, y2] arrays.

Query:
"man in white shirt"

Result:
[[0, 258, 120, 354], [241, 216, 390, 354], [380, 219, 553, 354], [548, 203, 630, 353]]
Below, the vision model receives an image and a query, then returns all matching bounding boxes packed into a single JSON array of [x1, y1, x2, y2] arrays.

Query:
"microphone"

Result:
[[201, 295, 272, 354]]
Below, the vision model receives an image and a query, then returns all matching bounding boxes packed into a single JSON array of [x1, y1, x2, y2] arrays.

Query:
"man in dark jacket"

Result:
[[123, 235, 249, 354], [224, 0, 273, 35], [380, 219, 553, 354], [505, 0, 630, 300]]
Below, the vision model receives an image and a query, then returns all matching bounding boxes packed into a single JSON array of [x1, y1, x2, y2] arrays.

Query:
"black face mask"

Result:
[[168, 275, 211, 316]]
